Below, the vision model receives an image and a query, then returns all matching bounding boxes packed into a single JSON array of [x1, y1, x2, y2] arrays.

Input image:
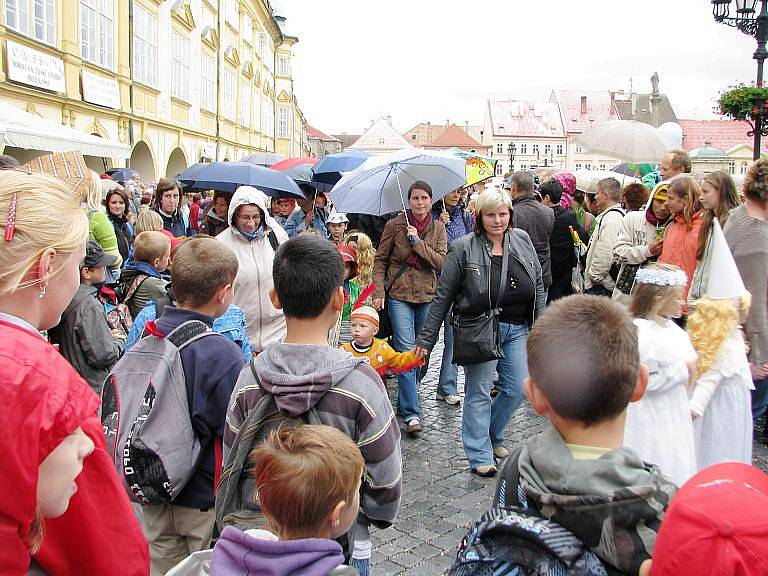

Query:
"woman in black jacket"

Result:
[[416, 188, 545, 476], [104, 187, 134, 265]]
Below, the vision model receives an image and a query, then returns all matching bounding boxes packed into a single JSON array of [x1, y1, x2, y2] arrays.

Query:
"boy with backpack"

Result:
[[120, 230, 171, 318], [465, 295, 677, 576], [49, 240, 124, 394], [221, 235, 402, 574], [102, 237, 245, 575]]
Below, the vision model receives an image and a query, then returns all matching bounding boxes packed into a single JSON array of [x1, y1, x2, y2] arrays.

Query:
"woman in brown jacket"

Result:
[[373, 181, 447, 435]]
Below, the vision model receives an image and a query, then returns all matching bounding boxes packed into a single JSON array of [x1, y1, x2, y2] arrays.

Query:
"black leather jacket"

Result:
[[416, 229, 545, 351]]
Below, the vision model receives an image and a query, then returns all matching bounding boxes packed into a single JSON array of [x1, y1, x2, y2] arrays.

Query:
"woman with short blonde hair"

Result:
[[0, 170, 148, 574]]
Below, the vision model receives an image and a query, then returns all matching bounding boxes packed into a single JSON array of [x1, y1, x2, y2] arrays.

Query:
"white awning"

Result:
[[0, 102, 130, 159]]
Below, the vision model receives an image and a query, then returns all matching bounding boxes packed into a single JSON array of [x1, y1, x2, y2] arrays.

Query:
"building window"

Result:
[[171, 32, 190, 101], [80, 0, 113, 68], [509, 164, 515, 173], [278, 55, 289, 77], [278, 107, 289, 138], [222, 68, 236, 121], [575, 144, 583, 153], [520, 163, 528, 171], [262, 97, 273, 137], [242, 12, 252, 44], [133, 4, 157, 87], [496, 143, 503, 154], [240, 78, 250, 126], [411, 134, 416, 141], [6, 0, 55, 45], [729, 160, 736, 174], [575, 163, 582, 171], [532, 144, 539, 155], [224, 0, 237, 26], [556, 144, 563, 155], [599, 163, 606, 171], [585, 164, 592, 171], [741, 161, 748, 174], [544, 144, 551, 155], [201, 53, 216, 112], [495, 162, 503, 176], [519, 143, 527, 154]]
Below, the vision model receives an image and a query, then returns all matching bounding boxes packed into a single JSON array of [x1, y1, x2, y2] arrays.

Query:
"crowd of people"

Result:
[[1, 145, 768, 576]]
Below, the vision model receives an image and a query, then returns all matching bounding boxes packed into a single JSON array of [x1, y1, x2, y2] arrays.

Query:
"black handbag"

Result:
[[451, 250, 509, 366]]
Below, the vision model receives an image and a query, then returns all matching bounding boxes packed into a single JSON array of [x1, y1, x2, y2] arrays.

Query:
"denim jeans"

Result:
[[752, 378, 768, 420], [437, 308, 458, 397], [388, 298, 431, 421], [462, 322, 529, 468]]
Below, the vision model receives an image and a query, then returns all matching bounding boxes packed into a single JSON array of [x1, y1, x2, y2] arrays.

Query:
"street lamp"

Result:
[[507, 142, 516, 173], [712, 0, 768, 159]]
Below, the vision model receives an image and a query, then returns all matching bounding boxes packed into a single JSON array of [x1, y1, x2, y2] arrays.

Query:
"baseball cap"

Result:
[[82, 240, 119, 269], [337, 244, 358, 278], [327, 212, 349, 225], [651, 463, 768, 576]]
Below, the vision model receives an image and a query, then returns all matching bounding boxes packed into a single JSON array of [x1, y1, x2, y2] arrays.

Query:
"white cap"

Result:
[[327, 212, 349, 224], [704, 219, 747, 300]]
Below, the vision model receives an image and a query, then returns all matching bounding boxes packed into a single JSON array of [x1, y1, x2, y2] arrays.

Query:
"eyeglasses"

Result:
[[237, 214, 262, 223]]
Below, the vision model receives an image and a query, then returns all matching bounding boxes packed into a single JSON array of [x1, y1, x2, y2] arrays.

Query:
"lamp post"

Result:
[[712, 0, 768, 160], [507, 142, 516, 174]]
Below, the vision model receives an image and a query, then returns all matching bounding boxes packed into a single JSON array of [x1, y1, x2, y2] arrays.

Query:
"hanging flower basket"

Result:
[[718, 85, 768, 122]]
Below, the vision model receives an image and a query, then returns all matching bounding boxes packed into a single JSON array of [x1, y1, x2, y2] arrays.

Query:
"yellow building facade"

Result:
[[0, 0, 307, 180]]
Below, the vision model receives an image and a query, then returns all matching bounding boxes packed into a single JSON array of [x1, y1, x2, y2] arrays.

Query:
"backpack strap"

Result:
[[267, 230, 279, 251], [492, 445, 525, 509], [166, 320, 213, 349], [123, 274, 150, 305], [463, 209, 474, 235], [155, 296, 171, 320]]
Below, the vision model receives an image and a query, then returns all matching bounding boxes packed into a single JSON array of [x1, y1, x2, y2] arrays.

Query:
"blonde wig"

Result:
[[687, 295, 750, 375], [134, 210, 164, 235], [344, 231, 375, 288], [82, 170, 104, 212], [0, 171, 88, 296]]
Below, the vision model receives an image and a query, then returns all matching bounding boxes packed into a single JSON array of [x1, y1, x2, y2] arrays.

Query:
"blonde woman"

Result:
[[0, 171, 148, 574], [82, 170, 122, 275]]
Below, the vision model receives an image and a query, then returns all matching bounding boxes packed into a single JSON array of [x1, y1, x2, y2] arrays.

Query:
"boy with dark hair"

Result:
[[540, 179, 584, 302], [139, 236, 246, 574], [49, 240, 124, 393], [517, 295, 676, 575], [225, 234, 402, 574]]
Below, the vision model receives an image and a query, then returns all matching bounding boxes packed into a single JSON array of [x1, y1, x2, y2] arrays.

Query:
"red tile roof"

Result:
[[488, 100, 565, 138], [677, 119, 766, 154], [551, 90, 619, 134], [428, 124, 484, 149], [306, 124, 340, 142]]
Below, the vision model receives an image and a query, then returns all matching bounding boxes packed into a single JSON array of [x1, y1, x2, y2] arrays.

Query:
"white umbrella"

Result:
[[329, 148, 466, 219], [573, 120, 676, 164], [573, 170, 640, 194]]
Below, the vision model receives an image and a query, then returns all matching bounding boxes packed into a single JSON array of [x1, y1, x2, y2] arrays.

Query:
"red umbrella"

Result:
[[270, 157, 318, 171]]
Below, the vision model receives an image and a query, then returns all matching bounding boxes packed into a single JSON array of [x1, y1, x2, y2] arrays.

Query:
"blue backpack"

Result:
[[448, 447, 608, 576]]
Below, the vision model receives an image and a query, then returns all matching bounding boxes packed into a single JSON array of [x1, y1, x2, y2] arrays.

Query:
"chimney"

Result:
[[385, 115, 392, 125], [580, 96, 587, 115], [446, 118, 450, 126], [465, 121, 469, 133]]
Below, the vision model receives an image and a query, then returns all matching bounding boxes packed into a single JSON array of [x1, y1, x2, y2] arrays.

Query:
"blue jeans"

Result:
[[437, 309, 458, 397], [752, 378, 768, 420], [388, 298, 431, 421], [462, 322, 529, 468]]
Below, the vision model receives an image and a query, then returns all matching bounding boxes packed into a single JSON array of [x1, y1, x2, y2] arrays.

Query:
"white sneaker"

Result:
[[437, 394, 461, 406], [405, 418, 422, 434]]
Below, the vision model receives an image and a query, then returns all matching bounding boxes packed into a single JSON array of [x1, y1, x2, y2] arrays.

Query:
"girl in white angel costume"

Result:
[[687, 221, 753, 469], [624, 263, 698, 487]]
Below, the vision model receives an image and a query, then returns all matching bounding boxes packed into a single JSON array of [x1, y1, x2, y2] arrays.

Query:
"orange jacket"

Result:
[[658, 211, 703, 313], [342, 338, 423, 377]]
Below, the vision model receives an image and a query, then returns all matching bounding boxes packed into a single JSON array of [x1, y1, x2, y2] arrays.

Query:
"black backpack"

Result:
[[448, 447, 608, 576]]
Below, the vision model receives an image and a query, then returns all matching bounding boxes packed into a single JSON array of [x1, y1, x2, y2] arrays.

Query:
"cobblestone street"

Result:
[[371, 331, 768, 575]]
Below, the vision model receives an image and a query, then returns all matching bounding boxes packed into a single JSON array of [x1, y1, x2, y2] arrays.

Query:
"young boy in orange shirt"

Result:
[[341, 306, 423, 377]]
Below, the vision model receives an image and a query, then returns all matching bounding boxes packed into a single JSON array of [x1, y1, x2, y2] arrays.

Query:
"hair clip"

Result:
[[4, 191, 17, 241]]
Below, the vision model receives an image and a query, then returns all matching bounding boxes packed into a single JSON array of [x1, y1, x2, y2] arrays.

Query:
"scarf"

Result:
[[406, 210, 432, 269], [237, 221, 266, 242]]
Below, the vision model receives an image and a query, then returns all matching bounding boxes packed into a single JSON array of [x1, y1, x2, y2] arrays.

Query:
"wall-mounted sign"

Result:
[[201, 143, 216, 160], [6, 40, 65, 92], [82, 69, 120, 109]]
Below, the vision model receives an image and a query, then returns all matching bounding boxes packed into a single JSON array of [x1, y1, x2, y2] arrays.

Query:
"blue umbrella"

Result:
[[178, 162, 305, 199], [312, 151, 372, 186], [106, 168, 138, 182]]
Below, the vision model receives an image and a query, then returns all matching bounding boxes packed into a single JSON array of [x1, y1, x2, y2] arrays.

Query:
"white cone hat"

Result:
[[705, 219, 747, 300]]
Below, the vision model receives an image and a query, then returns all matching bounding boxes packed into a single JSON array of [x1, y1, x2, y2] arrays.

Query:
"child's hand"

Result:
[[413, 345, 429, 359]]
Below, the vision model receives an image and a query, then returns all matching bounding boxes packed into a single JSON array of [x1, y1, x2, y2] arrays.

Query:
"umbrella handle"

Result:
[[394, 167, 409, 226]]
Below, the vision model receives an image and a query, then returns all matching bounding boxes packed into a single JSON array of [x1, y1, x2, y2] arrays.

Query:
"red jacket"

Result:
[[189, 200, 202, 231], [0, 319, 149, 576], [659, 211, 703, 314]]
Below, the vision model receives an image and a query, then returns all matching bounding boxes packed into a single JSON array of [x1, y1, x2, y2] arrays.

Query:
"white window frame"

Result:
[[585, 164, 592, 171], [6, 0, 55, 45], [496, 143, 503, 154], [740, 161, 749, 174], [278, 55, 289, 77], [240, 77, 250, 127], [556, 144, 564, 155], [278, 106, 288, 138], [171, 32, 190, 101], [575, 144, 583, 153], [599, 163, 607, 171], [495, 162, 503, 176], [532, 144, 540, 155], [729, 160, 736, 174], [80, 0, 114, 68], [242, 11, 253, 44], [262, 97, 273, 137], [222, 68, 236, 121], [575, 163, 582, 171], [133, 4, 157, 87], [200, 52, 216, 112], [519, 143, 527, 154], [224, 0, 237, 27], [520, 163, 528, 171]]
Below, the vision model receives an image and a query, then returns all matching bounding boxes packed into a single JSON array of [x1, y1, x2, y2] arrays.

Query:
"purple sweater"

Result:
[[211, 526, 344, 575]]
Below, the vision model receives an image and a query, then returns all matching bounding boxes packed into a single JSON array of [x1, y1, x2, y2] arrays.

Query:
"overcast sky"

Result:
[[277, 0, 759, 135]]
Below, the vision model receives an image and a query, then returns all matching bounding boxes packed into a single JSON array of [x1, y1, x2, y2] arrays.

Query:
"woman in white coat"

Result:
[[217, 186, 289, 354]]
